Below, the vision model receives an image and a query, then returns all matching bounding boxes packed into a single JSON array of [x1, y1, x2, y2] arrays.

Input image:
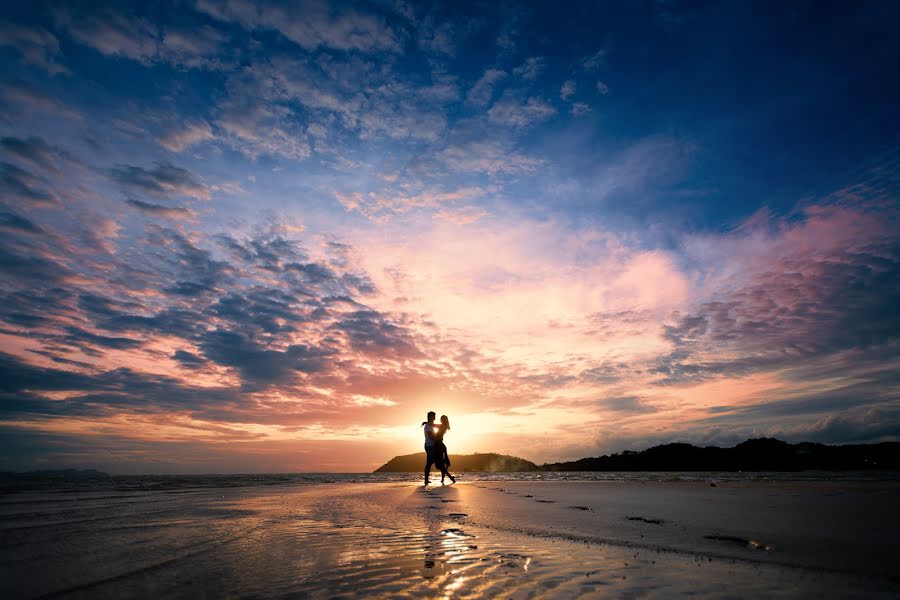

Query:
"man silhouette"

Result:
[[423, 411, 437, 485]]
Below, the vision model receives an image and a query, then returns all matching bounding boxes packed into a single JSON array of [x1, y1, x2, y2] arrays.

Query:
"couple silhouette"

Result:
[[422, 411, 456, 485]]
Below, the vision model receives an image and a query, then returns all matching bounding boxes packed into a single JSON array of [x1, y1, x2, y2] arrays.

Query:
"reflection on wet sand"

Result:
[[416, 484, 539, 598], [2, 482, 899, 598]]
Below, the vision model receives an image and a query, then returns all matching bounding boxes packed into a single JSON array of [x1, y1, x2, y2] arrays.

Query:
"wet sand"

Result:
[[2, 480, 899, 598]]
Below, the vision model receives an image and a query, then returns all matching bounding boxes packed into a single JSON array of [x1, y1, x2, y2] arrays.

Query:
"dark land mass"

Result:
[[544, 438, 900, 471], [375, 452, 540, 472], [375, 439, 900, 473]]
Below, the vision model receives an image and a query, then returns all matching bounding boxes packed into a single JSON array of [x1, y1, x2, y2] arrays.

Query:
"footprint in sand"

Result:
[[535, 499, 556, 503], [627, 516, 664, 525], [568, 505, 592, 511], [449, 513, 469, 518]]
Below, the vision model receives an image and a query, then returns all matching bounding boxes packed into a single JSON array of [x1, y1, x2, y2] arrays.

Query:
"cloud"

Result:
[[513, 57, 545, 81], [63, 326, 144, 351], [0, 245, 70, 283], [579, 360, 630, 384], [655, 204, 900, 384], [216, 94, 312, 161], [0, 351, 253, 429], [206, 35, 454, 160], [0, 162, 58, 206], [350, 394, 397, 407], [596, 81, 609, 94], [158, 24, 228, 69], [335, 186, 485, 221], [0, 215, 439, 434], [466, 68, 506, 107], [155, 229, 234, 296], [0, 80, 81, 120], [54, 5, 227, 69], [330, 310, 422, 358], [571, 102, 591, 117], [172, 349, 205, 367], [109, 163, 211, 200], [216, 57, 404, 159], [438, 138, 544, 176], [582, 49, 606, 71], [0, 22, 69, 75], [415, 17, 457, 56], [566, 135, 694, 210], [487, 93, 556, 128], [602, 395, 658, 413], [157, 120, 215, 152], [125, 198, 196, 219], [196, 0, 401, 53], [0, 211, 44, 235], [781, 405, 900, 444], [57, 7, 158, 64], [433, 206, 488, 225], [495, 18, 519, 52], [198, 329, 336, 386], [560, 80, 576, 101], [1, 136, 75, 174]]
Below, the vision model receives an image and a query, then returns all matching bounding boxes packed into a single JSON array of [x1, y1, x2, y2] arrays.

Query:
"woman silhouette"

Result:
[[434, 415, 456, 484]]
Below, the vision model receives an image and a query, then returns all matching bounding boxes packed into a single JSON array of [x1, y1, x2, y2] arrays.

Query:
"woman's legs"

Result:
[[437, 442, 455, 483]]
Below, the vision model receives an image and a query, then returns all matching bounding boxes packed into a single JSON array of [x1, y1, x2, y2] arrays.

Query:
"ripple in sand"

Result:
[[441, 528, 475, 537], [627, 516, 665, 525]]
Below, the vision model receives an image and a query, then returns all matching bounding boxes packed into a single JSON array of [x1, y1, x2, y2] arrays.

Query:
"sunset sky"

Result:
[[1, 1, 899, 473]]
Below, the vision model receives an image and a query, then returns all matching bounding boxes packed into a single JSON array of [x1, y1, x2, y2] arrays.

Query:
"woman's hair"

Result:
[[440, 415, 450, 430]]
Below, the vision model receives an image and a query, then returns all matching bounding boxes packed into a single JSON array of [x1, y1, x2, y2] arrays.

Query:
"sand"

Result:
[[2, 479, 899, 598]]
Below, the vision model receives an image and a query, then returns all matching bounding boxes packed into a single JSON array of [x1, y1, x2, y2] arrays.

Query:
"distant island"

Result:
[[375, 452, 539, 472], [375, 438, 900, 473]]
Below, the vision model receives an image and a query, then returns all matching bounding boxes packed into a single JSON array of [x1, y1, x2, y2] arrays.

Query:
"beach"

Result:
[[2, 478, 899, 598]]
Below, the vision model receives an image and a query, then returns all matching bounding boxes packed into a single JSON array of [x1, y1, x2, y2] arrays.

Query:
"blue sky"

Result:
[[1, 1, 899, 472]]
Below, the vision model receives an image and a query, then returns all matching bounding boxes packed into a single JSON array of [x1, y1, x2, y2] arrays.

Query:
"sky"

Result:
[[1, 1, 899, 473]]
